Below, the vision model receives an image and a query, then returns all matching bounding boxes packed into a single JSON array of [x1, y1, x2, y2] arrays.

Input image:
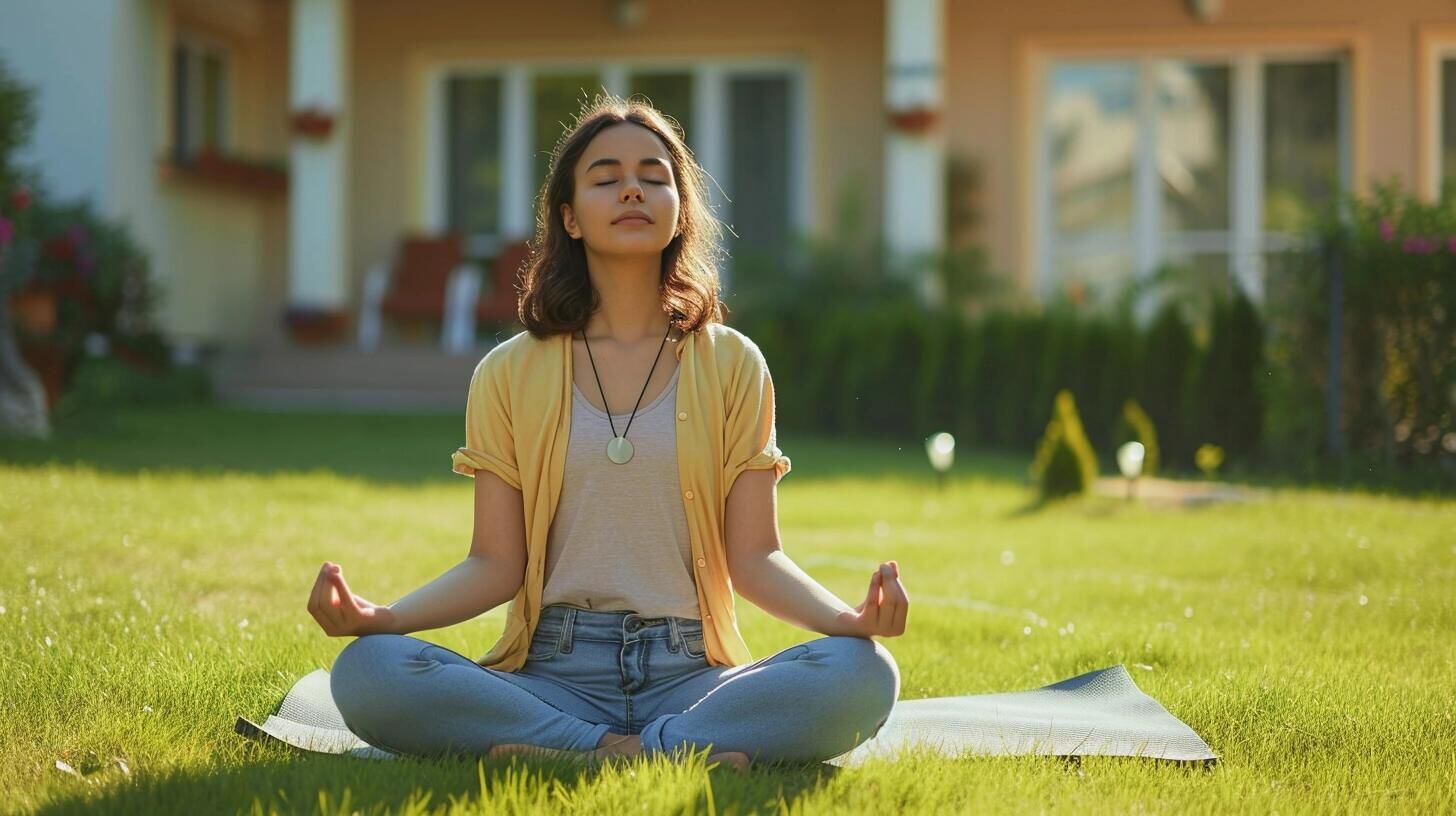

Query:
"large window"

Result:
[[446, 76, 503, 238], [1441, 58, 1456, 196], [1039, 51, 1347, 306], [532, 71, 602, 192], [1430, 46, 1456, 199], [171, 35, 231, 162], [728, 75, 793, 272], [436, 60, 805, 275]]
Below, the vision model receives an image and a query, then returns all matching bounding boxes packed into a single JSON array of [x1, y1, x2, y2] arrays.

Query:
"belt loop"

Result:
[[560, 606, 575, 654], [667, 617, 682, 653]]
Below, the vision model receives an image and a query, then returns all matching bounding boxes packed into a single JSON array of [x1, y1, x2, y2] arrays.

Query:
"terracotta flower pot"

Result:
[[17, 339, 67, 410], [9, 287, 58, 335], [887, 106, 940, 135], [284, 308, 351, 345], [290, 108, 336, 139]]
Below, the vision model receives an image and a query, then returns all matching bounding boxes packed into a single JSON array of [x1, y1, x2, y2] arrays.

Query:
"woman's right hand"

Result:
[[307, 562, 398, 637]]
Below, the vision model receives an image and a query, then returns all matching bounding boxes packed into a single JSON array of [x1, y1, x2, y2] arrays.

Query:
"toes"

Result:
[[707, 751, 750, 772]]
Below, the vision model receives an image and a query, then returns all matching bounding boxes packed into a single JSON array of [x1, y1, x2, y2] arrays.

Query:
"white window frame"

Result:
[[1422, 38, 1456, 201], [1032, 44, 1351, 307], [421, 55, 812, 284], [171, 30, 235, 160]]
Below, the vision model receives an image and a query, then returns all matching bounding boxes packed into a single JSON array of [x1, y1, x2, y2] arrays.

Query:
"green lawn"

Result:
[[3, 405, 1453, 814]]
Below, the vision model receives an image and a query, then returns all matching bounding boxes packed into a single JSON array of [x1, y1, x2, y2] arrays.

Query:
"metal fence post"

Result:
[[1325, 235, 1345, 459]]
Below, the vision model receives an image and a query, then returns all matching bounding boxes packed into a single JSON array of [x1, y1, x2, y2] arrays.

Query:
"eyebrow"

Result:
[[585, 157, 671, 172]]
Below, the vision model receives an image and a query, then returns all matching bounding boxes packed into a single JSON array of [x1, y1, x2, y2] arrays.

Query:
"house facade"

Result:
[[4, 0, 1456, 351]]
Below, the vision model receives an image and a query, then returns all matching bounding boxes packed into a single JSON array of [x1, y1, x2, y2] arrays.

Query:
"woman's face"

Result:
[[560, 122, 680, 256]]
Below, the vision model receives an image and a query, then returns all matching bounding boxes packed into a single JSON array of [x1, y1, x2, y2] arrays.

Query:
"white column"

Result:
[[692, 65, 729, 287], [884, 0, 946, 306], [1231, 51, 1264, 303], [501, 65, 533, 242], [288, 0, 350, 313]]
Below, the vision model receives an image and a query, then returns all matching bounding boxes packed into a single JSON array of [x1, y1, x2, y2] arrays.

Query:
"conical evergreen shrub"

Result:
[[1031, 389, 1099, 500]]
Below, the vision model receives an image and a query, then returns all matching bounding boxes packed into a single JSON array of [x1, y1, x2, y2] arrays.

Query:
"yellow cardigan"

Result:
[[450, 321, 792, 671]]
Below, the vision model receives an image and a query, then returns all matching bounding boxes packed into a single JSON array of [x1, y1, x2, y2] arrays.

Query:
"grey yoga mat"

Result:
[[234, 664, 1216, 766]]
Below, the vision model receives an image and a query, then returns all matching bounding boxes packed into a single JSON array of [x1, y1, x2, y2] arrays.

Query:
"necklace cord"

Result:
[[581, 321, 674, 439]]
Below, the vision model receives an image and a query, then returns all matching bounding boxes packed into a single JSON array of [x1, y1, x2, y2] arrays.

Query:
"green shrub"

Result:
[[1139, 300, 1197, 469], [53, 355, 212, 418], [1115, 399, 1160, 478], [1031, 389, 1099, 501], [1187, 285, 1265, 470]]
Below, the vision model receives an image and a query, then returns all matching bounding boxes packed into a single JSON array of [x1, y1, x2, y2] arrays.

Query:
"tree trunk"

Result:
[[0, 300, 50, 439]]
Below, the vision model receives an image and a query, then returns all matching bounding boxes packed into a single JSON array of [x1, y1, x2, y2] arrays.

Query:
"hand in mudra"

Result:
[[847, 561, 908, 638], [307, 562, 396, 637]]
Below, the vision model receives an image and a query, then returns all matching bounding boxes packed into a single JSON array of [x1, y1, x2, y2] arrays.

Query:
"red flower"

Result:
[[44, 234, 76, 262], [9, 187, 31, 212]]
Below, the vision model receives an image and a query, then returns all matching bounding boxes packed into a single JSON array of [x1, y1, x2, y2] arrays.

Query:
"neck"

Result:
[[581, 249, 670, 344]]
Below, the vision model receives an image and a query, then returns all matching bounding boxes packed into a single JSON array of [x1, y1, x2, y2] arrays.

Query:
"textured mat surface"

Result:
[[235, 664, 1216, 766]]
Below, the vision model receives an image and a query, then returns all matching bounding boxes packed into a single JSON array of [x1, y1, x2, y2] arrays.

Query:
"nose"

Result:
[[620, 179, 644, 202]]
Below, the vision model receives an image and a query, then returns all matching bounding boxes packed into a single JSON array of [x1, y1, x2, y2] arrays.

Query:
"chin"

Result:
[[596, 235, 673, 255]]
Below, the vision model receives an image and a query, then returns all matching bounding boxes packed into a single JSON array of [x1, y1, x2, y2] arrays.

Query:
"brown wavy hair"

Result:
[[516, 93, 728, 339]]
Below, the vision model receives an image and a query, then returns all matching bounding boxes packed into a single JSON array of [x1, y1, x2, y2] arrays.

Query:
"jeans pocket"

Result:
[[527, 620, 563, 661], [680, 631, 707, 659]]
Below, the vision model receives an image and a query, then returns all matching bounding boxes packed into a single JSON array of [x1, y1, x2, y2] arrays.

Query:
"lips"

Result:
[[613, 210, 653, 224]]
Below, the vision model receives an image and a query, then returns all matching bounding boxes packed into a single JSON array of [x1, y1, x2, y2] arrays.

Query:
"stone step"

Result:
[[208, 340, 498, 411]]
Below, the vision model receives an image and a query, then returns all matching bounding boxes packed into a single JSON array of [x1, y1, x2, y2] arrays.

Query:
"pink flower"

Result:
[[1402, 236, 1438, 255], [1446, 236, 1456, 253], [1379, 219, 1396, 242], [0, 217, 12, 247]]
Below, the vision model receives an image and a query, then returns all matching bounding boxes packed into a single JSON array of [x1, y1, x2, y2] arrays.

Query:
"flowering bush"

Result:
[[2, 55, 171, 414], [1267, 178, 1456, 475]]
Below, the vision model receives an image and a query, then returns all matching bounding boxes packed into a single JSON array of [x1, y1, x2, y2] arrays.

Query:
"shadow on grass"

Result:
[[0, 404, 1034, 488], [33, 741, 840, 816]]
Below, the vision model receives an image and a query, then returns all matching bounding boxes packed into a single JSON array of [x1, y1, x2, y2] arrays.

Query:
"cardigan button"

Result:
[[678, 411, 687, 421], [696, 557, 706, 567], [684, 489, 694, 500]]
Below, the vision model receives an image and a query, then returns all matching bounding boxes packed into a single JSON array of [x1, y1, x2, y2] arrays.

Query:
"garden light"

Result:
[[1117, 441, 1145, 499], [925, 432, 955, 489]]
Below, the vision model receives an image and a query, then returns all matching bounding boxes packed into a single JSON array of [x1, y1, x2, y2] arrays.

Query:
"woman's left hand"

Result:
[[844, 561, 908, 638]]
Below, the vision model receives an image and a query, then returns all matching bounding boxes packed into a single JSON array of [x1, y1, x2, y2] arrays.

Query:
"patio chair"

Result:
[[476, 239, 531, 326], [356, 234, 481, 354]]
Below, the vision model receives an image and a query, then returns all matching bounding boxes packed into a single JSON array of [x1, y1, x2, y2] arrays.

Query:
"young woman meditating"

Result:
[[308, 95, 908, 770]]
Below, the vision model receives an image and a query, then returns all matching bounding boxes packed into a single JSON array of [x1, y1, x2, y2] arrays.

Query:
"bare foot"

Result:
[[487, 731, 641, 768], [706, 750, 751, 772], [489, 733, 749, 772]]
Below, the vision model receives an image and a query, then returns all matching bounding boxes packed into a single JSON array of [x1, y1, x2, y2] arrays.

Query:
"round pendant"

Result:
[[606, 435, 634, 464]]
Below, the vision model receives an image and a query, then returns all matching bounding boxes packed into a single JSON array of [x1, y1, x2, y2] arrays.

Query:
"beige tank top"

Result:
[[540, 361, 700, 619]]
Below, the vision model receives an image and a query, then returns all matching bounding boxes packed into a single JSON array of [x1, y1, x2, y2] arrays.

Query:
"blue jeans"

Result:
[[329, 603, 900, 764]]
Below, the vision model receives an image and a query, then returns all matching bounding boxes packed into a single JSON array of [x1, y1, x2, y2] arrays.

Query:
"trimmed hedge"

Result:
[[735, 295, 1263, 475]]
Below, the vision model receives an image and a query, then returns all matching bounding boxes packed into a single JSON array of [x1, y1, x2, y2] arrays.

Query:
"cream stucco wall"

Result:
[[350, 0, 1456, 303], [147, 0, 290, 345], [944, 0, 1456, 290], [17, 1, 1456, 346], [346, 0, 885, 310]]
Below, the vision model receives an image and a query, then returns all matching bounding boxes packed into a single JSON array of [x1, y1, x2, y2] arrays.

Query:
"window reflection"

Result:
[[1263, 61, 1341, 233]]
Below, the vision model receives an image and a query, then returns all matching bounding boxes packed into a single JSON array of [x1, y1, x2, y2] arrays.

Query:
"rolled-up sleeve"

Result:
[[451, 353, 522, 490], [722, 338, 792, 492]]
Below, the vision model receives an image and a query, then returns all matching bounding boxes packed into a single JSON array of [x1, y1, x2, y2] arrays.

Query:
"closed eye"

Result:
[[595, 180, 670, 186]]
